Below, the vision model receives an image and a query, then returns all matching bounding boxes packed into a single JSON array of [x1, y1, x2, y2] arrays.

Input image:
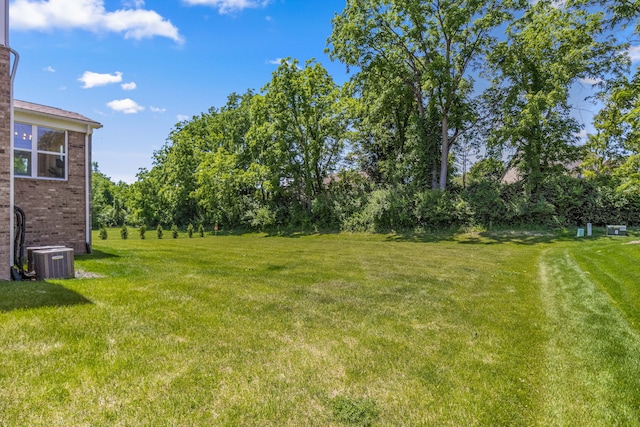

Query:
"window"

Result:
[[14, 122, 67, 179]]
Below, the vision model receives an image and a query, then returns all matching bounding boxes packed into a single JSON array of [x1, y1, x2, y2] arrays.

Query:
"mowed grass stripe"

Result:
[[537, 246, 640, 426], [569, 240, 640, 331]]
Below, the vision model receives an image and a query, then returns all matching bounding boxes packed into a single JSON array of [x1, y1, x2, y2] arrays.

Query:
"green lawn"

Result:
[[1, 229, 639, 426]]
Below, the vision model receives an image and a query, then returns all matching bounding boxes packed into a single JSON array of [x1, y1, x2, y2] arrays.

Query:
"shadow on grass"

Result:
[[76, 249, 120, 261], [264, 230, 342, 238], [385, 227, 634, 245], [0, 281, 92, 313], [193, 226, 638, 245]]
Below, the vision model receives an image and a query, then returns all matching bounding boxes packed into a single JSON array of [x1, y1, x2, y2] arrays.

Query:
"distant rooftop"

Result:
[[14, 99, 102, 129]]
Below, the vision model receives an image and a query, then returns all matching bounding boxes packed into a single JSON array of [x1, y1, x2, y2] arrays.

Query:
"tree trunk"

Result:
[[439, 115, 449, 190]]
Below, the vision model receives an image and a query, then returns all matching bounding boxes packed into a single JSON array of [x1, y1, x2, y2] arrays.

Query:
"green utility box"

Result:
[[606, 225, 627, 236]]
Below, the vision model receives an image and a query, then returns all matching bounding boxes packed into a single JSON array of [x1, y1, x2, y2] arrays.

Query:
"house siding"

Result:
[[14, 129, 90, 254], [0, 46, 11, 280]]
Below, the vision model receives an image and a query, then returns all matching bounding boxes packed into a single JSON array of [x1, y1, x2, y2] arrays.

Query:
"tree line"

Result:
[[93, 0, 640, 232]]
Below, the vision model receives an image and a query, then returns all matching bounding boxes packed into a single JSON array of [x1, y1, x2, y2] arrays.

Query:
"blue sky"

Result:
[[9, 0, 350, 183], [8, 0, 639, 183]]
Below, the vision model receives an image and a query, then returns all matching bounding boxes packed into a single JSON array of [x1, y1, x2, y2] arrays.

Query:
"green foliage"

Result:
[[157, 224, 164, 239], [468, 158, 505, 184], [139, 224, 146, 240], [255, 58, 348, 203], [465, 181, 507, 227], [120, 224, 128, 240], [99, 225, 108, 240], [244, 204, 276, 231], [330, 396, 378, 426], [92, 163, 128, 228], [343, 187, 412, 232], [484, 0, 623, 194], [588, 70, 640, 185], [343, 186, 475, 232], [583, 180, 640, 226], [194, 148, 257, 227], [414, 190, 473, 230], [308, 171, 372, 229], [171, 224, 179, 239], [328, 0, 512, 190], [187, 223, 194, 238]]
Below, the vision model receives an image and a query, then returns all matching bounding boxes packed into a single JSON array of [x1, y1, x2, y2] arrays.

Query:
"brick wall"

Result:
[[0, 46, 11, 280], [14, 129, 89, 254]]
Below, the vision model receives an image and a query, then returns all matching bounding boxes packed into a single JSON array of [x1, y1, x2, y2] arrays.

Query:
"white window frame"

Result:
[[13, 122, 68, 181]]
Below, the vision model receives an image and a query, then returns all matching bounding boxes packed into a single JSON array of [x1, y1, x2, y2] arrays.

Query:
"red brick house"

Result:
[[0, 44, 11, 280], [0, 1, 101, 279], [13, 100, 101, 255]]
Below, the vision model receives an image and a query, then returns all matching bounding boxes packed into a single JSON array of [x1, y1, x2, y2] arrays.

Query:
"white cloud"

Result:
[[121, 82, 137, 90], [267, 58, 284, 65], [579, 77, 603, 85], [10, 0, 183, 43], [630, 45, 640, 63], [79, 71, 123, 88], [43, 65, 55, 73], [101, 9, 183, 42], [183, 0, 271, 14], [107, 98, 145, 114], [150, 106, 166, 113], [177, 114, 189, 121], [123, 0, 145, 7]]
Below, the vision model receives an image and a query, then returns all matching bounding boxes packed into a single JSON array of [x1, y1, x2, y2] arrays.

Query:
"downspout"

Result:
[[85, 124, 92, 254], [8, 7, 19, 267]]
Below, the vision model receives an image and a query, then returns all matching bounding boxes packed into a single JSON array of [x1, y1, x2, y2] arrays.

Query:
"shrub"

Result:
[[99, 225, 108, 240], [120, 224, 128, 240], [584, 182, 640, 226], [171, 224, 179, 238], [139, 224, 146, 240], [187, 223, 194, 238], [464, 181, 506, 228], [157, 224, 164, 239], [198, 224, 205, 237], [414, 190, 473, 230], [342, 186, 413, 232], [245, 205, 275, 231]]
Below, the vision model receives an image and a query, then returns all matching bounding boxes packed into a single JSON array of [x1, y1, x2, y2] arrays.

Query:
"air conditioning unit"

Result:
[[32, 248, 75, 280], [27, 245, 65, 272]]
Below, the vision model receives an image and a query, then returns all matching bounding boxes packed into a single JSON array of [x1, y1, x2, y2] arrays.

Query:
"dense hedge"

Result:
[[335, 177, 640, 232], [95, 172, 640, 232]]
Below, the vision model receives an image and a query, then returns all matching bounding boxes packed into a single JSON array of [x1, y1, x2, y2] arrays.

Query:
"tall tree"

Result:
[[252, 59, 349, 208], [584, 0, 639, 186], [485, 0, 623, 195], [140, 90, 257, 226], [193, 90, 272, 226], [328, 0, 513, 190], [345, 73, 417, 186]]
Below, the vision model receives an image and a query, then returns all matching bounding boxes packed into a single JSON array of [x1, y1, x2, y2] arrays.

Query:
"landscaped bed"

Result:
[[1, 229, 639, 425]]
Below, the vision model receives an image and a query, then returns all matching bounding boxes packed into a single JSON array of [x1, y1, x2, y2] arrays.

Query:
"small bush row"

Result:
[[98, 223, 216, 240]]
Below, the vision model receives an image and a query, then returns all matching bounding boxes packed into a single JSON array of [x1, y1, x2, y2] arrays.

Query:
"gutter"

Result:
[[13, 104, 102, 131]]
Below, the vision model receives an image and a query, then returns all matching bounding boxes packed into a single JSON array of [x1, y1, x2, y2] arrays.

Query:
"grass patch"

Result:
[[330, 395, 378, 426], [0, 229, 639, 425]]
